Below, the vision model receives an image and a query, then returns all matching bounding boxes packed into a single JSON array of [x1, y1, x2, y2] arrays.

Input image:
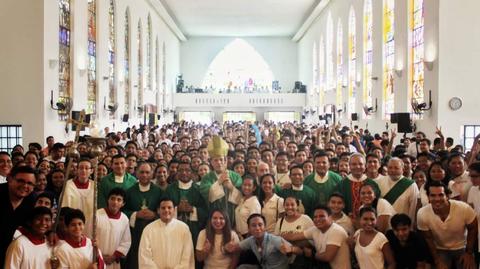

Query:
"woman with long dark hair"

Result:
[[196, 210, 239, 269]]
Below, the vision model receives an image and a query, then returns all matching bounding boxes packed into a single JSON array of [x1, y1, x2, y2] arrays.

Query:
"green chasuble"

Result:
[[98, 172, 137, 208], [304, 170, 342, 206], [278, 185, 317, 217], [166, 181, 207, 245], [124, 183, 164, 269], [198, 170, 243, 226], [335, 177, 380, 216]]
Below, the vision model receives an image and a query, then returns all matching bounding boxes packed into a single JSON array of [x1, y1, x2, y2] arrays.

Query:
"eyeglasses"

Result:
[[14, 178, 35, 187]]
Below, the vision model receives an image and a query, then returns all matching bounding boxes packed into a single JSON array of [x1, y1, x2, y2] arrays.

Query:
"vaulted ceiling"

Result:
[[159, 0, 322, 38]]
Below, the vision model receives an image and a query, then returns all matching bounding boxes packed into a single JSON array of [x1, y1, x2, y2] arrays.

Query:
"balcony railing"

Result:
[[173, 93, 306, 108]]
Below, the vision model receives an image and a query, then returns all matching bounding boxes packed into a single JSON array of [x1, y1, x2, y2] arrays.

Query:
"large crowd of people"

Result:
[[1, 120, 480, 269]]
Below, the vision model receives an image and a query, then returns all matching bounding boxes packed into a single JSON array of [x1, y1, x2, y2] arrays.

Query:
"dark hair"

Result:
[[313, 205, 332, 216], [35, 192, 54, 206], [10, 165, 36, 178], [157, 197, 174, 208], [360, 183, 379, 209], [426, 161, 450, 186], [111, 154, 126, 162], [26, 206, 53, 229], [51, 143, 65, 151], [64, 208, 85, 226], [289, 165, 303, 174], [275, 151, 289, 159], [247, 213, 266, 226], [425, 181, 451, 196], [284, 196, 300, 206], [328, 192, 345, 202], [390, 213, 412, 229], [359, 206, 377, 218], [468, 162, 480, 174], [28, 143, 42, 151], [108, 187, 126, 200], [205, 210, 232, 250], [447, 152, 465, 165]]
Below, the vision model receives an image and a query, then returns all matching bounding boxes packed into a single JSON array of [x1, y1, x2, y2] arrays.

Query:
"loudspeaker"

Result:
[[157, 114, 161, 120], [71, 111, 91, 131], [122, 114, 129, 122], [390, 113, 399, 123], [397, 113, 412, 133], [294, 81, 302, 90], [148, 113, 155, 126], [351, 113, 358, 121], [300, 85, 307, 93]]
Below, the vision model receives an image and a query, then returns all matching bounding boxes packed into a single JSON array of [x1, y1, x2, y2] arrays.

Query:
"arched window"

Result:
[[336, 21, 343, 110], [326, 13, 334, 91], [137, 20, 142, 114], [410, 0, 424, 108], [59, 0, 71, 107], [108, 0, 115, 117], [319, 36, 326, 104], [146, 15, 152, 92], [363, 0, 373, 114], [312, 42, 318, 93], [87, 0, 97, 116], [124, 9, 130, 115], [201, 38, 274, 92], [156, 37, 159, 111], [162, 42, 166, 96], [348, 7, 356, 115], [383, 0, 395, 119]]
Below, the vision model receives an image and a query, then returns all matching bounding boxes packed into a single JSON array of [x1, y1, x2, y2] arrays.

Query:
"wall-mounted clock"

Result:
[[449, 97, 462, 111]]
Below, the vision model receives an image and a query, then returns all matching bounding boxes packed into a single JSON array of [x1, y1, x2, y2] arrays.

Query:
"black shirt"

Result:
[[386, 229, 433, 269], [0, 183, 35, 266]]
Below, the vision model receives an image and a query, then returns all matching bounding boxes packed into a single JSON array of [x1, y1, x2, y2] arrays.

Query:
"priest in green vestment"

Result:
[[335, 153, 380, 216], [166, 161, 207, 246], [304, 151, 342, 206], [278, 165, 317, 217], [123, 162, 164, 269], [98, 154, 137, 208], [199, 135, 242, 226]]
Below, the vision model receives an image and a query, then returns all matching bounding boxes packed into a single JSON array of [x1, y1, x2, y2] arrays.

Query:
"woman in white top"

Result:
[[234, 176, 261, 237], [359, 184, 396, 233], [353, 207, 395, 269], [274, 196, 314, 269], [196, 210, 240, 269], [258, 174, 285, 233], [412, 169, 429, 206]]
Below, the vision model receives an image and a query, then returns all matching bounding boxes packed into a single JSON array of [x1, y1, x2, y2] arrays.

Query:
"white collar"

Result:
[[178, 180, 193, 190], [292, 184, 303, 191], [114, 174, 124, 183], [314, 172, 329, 183], [347, 174, 367, 182], [139, 183, 151, 192]]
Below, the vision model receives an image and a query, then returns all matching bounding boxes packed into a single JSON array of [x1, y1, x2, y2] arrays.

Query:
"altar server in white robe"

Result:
[[96, 188, 131, 269], [61, 158, 95, 237], [5, 207, 54, 269], [138, 198, 194, 269]]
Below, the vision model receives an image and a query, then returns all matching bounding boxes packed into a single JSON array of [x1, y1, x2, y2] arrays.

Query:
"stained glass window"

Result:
[[383, 0, 395, 119], [410, 0, 424, 108], [348, 7, 356, 116], [108, 0, 115, 115], [137, 20, 143, 114], [336, 21, 343, 110], [312, 42, 318, 93], [146, 15, 152, 92], [87, 0, 96, 115], [326, 13, 334, 91], [124, 9, 130, 115], [59, 0, 71, 105], [363, 0, 373, 115], [162, 42, 166, 95], [156, 37, 160, 111], [319, 37, 326, 104]]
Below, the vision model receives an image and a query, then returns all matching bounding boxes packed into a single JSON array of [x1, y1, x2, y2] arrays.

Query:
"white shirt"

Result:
[[0, 175, 7, 184], [55, 237, 101, 269], [417, 200, 476, 250], [376, 175, 419, 222], [467, 186, 480, 250], [235, 196, 261, 235], [139, 218, 194, 269], [449, 171, 472, 202], [261, 194, 285, 233], [195, 230, 240, 269], [61, 180, 95, 237], [419, 184, 429, 207], [304, 223, 351, 269], [276, 172, 291, 187], [354, 230, 389, 269], [5, 235, 52, 269], [333, 213, 354, 236]]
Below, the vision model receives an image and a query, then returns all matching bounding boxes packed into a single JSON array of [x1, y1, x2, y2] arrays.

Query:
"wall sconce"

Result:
[[49, 59, 58, 69], [50, 90, 70, 111], [395, 61, 403, 77], [363, 98, 378, 115], [371, 76, 379, 81], [424, 61, 434, 71], [104, 96, 118, 112], [77, 54, 87, 75], [394, 68, 403, 77], [103, 76, 109, 80]]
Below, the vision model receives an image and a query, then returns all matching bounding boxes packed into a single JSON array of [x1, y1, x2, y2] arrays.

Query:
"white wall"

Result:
[[297, 0, 444, 138], [180, 37, 298, 92], [0, 0, 181, 146]]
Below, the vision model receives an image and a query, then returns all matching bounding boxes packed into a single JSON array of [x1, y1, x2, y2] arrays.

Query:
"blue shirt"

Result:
[[239, 233, 290, 269]]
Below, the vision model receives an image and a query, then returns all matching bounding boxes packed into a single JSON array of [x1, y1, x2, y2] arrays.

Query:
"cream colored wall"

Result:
[[0, 0, 181, 145]]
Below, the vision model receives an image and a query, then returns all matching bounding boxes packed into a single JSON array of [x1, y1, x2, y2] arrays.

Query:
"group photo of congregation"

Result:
[[1, 0, 479, 268]]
